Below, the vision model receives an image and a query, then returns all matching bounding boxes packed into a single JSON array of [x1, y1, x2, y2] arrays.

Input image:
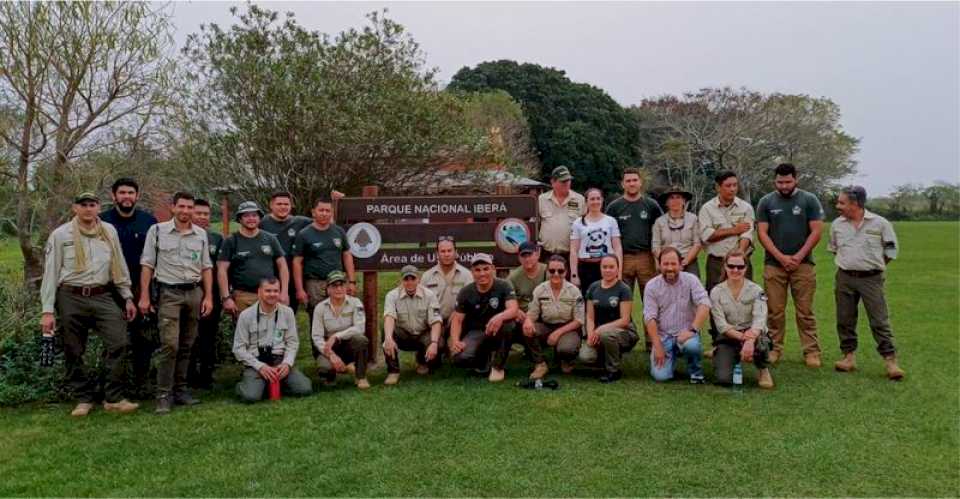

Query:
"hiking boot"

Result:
[[344, 363, 356, 375], [103, 399, 139, 414], [530, 362, 549, 380], [884, 355, 905, 381], [416, 363, 430, 375], [488, 368, 505, 383], [560, 361, 574, 374], [767, 350, 782, 365], [599, 370, 623, 383], [804, 353, 822, 368], [758, 368, 774, 389], [384, 373, 400, 386], [834, 352, 857, 372], [155, 397, 173, 415], [71, 402, 94, 417], [356, 378, 371, 390], [174, 392, 201, 406], [702, 347, 715, 359]]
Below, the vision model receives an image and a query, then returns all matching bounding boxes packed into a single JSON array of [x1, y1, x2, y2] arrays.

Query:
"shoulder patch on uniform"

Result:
[[758, 291, 767, 302]]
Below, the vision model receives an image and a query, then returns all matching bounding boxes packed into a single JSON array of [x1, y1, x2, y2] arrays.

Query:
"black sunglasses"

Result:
[[547, 268, 566, 275], [726, 264, 747, 270]]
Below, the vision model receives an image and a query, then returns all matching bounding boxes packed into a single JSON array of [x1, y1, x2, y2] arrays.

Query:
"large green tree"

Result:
[[448, 60, 639, 193], [181, 6, 484, 206]]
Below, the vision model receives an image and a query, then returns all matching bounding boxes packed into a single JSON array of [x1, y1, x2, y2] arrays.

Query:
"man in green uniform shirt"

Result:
[[293, 196, 356, 356], [188, 198, 224, 388], [260, 191, 312, 311], [756, 163, 825, 367], [218, 201, 288, 315], [605, 167, 663, 299]]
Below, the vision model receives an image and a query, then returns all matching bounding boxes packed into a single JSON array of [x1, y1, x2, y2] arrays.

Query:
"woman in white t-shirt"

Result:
[[570, 188, 623, 294]]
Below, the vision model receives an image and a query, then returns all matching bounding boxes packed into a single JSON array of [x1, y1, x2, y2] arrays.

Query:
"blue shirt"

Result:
[[100, 207, 157, 293]]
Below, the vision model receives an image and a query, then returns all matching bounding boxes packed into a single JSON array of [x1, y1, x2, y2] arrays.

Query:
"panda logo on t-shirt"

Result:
[[585, 228, 609, 256]]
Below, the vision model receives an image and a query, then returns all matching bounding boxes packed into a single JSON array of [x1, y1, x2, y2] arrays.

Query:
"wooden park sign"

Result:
[[335, 186, 539, 362]]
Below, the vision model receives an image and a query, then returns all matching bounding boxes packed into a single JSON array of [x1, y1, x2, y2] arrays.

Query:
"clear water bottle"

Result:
[[732, 363, 743, 388], [534, 379, 543, 390]]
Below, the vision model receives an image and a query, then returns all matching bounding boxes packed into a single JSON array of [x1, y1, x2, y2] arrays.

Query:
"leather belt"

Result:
[[840, 268, 883, 278], [61, 285, 110, 297], [159, 281, 201, 291]]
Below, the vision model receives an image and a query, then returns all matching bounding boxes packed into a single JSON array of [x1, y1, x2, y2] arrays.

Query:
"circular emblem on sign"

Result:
[[347, 222, 381, 259], [494, 218, 531, 254]]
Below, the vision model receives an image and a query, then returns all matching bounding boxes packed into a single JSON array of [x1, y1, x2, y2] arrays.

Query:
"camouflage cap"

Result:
[[550, 166, 573, 181], [74, 191, 100, 204], [326, 270, 347, 285]]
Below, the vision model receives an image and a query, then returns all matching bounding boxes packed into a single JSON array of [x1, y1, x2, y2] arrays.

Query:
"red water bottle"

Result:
[[268, 379, 281, 401]]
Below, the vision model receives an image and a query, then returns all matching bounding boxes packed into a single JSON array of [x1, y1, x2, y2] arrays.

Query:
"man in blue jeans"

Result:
[[643, 247, 712, 383]]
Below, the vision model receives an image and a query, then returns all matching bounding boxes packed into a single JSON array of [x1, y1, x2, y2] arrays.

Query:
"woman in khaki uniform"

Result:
[[311, 271, 370, 389]]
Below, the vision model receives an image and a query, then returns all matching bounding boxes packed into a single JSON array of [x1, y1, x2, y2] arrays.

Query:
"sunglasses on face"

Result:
[[726, 264, 747, 270], [547, 268, 566, 275]]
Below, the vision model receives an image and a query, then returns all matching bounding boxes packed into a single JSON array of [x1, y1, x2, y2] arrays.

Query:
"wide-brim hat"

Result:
[[235, 201, 264, 221], [659, 185, 693, 204]]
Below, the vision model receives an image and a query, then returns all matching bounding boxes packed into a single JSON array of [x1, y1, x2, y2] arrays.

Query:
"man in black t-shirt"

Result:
[[260, 191, 312, 311], [218, 201, 288, 315], [188, 198, 225, 388], [100, 177, 158, 398], [449, 253, 519, 383]]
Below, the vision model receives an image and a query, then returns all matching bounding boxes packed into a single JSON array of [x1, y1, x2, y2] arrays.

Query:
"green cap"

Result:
[[326, 270, 347, 285], [550, 166, 573, 181], [74, 191, 100, 204], [400, 265, 419, 279]]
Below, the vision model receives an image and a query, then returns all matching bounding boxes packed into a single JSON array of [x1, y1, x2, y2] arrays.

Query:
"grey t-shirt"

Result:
[[586, 280, 633, 327], [756, 189, 824, 266]]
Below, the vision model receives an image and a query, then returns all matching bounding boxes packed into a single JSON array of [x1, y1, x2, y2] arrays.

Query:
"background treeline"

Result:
[[867, 182, 960, 221]]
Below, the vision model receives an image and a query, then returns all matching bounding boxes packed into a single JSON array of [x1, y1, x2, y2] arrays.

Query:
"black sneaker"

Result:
[[689, 375, 706, 385], [599, 370, 623, 383], [174, 392, 201, 406]]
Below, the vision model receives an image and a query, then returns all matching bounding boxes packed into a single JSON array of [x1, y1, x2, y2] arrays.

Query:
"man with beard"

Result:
[[643, 247, 712, 384], [605, 167, 663, 299], [260, 192, 312, 311], [100, 177, 158, 399], [756, 163, 825, 367], [218, 201, 288, 315]]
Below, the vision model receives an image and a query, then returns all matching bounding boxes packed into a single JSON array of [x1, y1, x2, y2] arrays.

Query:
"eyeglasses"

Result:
[[547, 268, 566, 275], [725, 264, 747, 270], [437, 235, 455, 242]]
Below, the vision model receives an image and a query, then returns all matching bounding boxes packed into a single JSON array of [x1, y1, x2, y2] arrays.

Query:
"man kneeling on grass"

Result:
[[382, 265, 444, 385], [233, 277, 312, 402]]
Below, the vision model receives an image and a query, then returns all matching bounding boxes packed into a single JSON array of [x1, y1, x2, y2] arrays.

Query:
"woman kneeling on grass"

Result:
[[578, 254, 639, 383], [311, 271, 370, 390], [709, 249, 774, 389]]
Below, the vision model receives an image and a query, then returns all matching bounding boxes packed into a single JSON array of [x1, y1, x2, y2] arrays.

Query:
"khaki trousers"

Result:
[[56, 289, 129, 403], [623, 251, 657, 299], [835, 270, 896, 356], [763, 263, 821, 356], [156, 286, 203, 398]]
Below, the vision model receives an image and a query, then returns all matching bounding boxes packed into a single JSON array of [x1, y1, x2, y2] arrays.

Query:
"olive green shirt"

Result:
[[311, 295, 365, 352], [538, 190, 587, 253], [709, 280, 767, 335], [605, 195, 663, 251], [141, 221, 213, 285], [756, 189, 825, 266], [218, 231, 285, 292], [527, 280, 585, 326], [507, 263, 547, 312], [698, 196, 755, 257], [420, 263, 473, 320], [292, 224, 349, 280], [40, 221, 133, 314], [827, 211, 898, 271], [383, 285, 442, 335]]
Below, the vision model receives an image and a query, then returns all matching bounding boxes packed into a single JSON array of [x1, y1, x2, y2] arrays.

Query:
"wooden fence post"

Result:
[[220, 192, 231, 235], [360, 185, 380, 365]]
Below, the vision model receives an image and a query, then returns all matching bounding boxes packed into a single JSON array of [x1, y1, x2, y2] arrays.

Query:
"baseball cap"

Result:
[[550, 166, 573, 181], [400, 265, 419, 279], [470, 253, 494, 266], [326, 270, 347, 285], [74, 191, 100, 204], [518, 241, 539, 255]]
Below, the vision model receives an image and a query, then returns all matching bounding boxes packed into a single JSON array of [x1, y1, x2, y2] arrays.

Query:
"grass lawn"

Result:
[[0, 222, 958, 497]]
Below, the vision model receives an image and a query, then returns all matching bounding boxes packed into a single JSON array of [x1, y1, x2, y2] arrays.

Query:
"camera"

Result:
[[257, 345, 280, 366]]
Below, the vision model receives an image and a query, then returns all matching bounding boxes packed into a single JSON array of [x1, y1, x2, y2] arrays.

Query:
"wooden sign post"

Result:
[[335, 187, 538, 363]]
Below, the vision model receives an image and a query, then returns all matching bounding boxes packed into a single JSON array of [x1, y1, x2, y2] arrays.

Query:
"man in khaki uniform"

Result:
[[698, 171, 755, 348], [40, 192, 140, 417], [312, 271, 370, 389], [537, 166, 586, 264], [382, 265, 443, 385], [420, 237, 473, 337], [828, 186, 904, 380], [140, 192, 214, 413], [521, 255, 584, 378]]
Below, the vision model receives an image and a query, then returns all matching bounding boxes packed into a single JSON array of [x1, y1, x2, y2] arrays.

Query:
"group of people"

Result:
[[39, 162, 905, 416]]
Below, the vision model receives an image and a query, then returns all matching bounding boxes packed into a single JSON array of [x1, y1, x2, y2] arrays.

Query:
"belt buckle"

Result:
[[81, 286, 92, 297]]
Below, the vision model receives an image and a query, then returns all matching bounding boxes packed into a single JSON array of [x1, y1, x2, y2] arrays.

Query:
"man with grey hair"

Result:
[[828, 186, 904, 380]]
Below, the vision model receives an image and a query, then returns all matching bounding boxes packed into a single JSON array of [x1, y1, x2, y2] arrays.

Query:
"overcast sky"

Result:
[[171, 1, 959, 196]]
